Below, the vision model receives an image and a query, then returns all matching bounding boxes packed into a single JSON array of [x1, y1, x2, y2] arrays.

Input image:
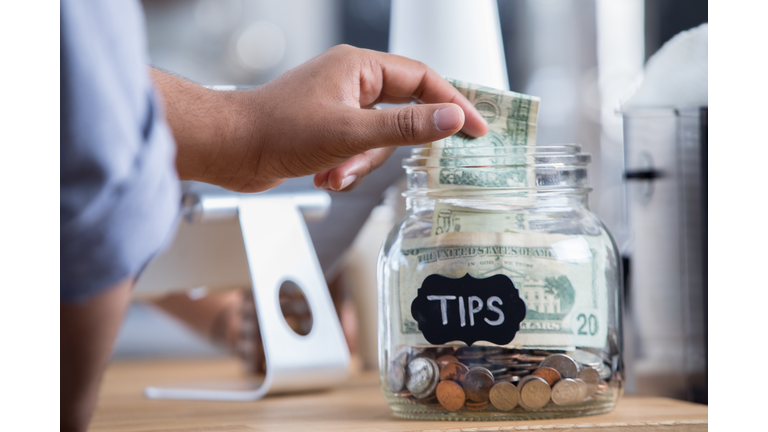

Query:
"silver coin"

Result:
[[569, 349, 613, 380], [573, 378, 588, 402], [567, 349, 604, 367], [539, 354, 580, 379], [411, 347, 436, 361], [489, 382, 519, 411], [551, 378, 581, 405], [391, 346, 409, 365], [413, 366, 440, 399], [388, 362, 405, 392], [463, 367, 495, 403], [598, 364, 612, 379], [516, 374, 541, 391], [519, 375, 551, 411], [406, 347, 425, 360], [416, 358, 441, 399], [405, 357, 438, 397], [577, 367, 600, 397]]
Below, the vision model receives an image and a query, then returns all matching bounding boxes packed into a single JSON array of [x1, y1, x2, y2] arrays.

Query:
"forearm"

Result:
[[147, 46, 488, 194], [61, 278, 133, 432], [152, 290, 243, 347], [149, 68, 258, 187]]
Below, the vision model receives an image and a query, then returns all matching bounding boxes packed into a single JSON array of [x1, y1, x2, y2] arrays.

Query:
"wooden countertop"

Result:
[[90, 358, 707, 432]]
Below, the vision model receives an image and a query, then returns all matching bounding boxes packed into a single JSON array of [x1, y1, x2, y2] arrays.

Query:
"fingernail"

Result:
[[338, 175, 357, 191], [320, 179, 330, 190], [433, 106, 462, 131]]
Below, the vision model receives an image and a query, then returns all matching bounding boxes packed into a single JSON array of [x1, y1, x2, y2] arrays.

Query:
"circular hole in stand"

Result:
[[278, 280, 313, 336]]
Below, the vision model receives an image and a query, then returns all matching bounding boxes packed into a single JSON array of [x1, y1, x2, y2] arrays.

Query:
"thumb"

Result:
[[356, 103, 465, 151]]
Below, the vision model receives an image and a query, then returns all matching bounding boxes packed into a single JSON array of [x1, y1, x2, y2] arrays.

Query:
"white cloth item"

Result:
[[622, 23, 708, 109]]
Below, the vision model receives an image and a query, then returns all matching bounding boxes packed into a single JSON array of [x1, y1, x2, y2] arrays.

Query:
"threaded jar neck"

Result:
[[402, 144, 591, 199]]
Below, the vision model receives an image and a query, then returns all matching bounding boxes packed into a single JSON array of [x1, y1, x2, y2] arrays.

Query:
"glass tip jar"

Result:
[[377, 143, 624, 421]]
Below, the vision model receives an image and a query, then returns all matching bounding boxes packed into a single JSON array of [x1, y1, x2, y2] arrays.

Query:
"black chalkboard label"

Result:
[[410, 273, 527, 346]]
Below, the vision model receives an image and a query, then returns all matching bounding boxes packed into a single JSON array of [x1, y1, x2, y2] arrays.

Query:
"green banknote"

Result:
[[426, 166, 535, 189], [431, 202, 531, 236], [395, 232, 610, 349], [424, 78, 540, 189], [428, 78, 539, 149]]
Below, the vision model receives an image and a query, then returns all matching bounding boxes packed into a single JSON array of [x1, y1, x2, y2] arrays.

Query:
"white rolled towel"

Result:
[[622, 23, 708, 109]]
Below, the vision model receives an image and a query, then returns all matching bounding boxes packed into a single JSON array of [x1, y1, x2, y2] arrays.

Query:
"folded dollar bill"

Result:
[[428, 78, 539, 149], [421, 78, 540, 189]]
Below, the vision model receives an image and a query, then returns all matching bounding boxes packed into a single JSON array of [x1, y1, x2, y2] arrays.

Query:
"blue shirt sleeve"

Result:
[[61, 0, 180, 302]]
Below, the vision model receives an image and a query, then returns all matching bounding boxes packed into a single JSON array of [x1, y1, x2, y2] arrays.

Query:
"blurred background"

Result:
[[113, 0, 707, 405]]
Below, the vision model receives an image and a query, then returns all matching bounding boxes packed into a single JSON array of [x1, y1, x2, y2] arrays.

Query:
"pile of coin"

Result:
[[387, 346, 611, 412]]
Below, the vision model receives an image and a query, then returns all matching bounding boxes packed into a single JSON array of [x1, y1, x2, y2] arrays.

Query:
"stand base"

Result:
[[144, 194, 349, 401]]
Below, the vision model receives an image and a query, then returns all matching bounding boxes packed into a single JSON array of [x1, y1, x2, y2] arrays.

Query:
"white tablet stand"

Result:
[[142, 191, 350, 400]]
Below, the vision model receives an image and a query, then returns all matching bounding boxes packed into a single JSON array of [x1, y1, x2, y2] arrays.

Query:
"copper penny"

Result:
[[436, 354, 460, 366], [489, 382, 519, 411], [532, 367, 562, 386], [436, 380, 466, 411], [439, 362, 468, 384]]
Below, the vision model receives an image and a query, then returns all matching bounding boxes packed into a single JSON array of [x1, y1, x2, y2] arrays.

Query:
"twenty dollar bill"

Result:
[[395, 231, 611, 349]]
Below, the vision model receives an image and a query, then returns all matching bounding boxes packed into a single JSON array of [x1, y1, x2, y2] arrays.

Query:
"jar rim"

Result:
[[404, 144, 591, 168], [402, 186, 592, 199], [410, 143, 583, 157], [402, 144, 592, 193]]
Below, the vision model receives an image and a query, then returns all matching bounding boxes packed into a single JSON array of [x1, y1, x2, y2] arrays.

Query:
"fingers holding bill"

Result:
[[358, 50, 489, 138]]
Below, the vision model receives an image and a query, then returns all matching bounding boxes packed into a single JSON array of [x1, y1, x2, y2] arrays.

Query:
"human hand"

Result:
[[157, 45, 488, 192]]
